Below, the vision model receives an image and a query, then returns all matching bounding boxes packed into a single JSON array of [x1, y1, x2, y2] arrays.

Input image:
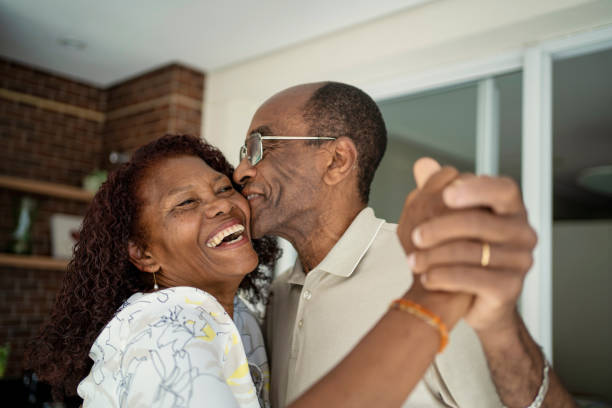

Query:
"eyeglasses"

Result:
[[239, 132, 337, 166]]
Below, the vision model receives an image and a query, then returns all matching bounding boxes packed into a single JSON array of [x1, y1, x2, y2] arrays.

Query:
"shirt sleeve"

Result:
[[429, 320, 504, 407], [81, 297, 256, 408]]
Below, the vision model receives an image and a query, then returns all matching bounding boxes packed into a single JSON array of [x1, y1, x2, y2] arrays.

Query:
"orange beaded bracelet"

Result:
[[390, 299, 449, 353]]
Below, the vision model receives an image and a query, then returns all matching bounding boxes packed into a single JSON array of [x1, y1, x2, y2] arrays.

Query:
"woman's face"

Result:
[[133, 155, 259, 290]]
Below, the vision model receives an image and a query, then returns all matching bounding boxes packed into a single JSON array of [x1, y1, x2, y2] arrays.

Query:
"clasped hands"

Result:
[[397, 158, 537, 337]]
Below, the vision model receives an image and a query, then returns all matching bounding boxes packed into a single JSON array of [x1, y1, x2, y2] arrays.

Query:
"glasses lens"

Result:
[[239, 145, 247, 162], [247, 134, 262, 165]]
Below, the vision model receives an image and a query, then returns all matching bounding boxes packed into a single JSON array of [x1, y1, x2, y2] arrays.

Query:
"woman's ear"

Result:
[[322, 137, 358, 186], [128, 241, 160, 273]]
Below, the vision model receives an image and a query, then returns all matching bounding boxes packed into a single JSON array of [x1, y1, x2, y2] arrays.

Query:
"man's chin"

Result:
[[250, 217, 275, 240], [249, 220, 266, 240]]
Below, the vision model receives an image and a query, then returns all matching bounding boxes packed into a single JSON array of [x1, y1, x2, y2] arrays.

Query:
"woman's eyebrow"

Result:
[[213, 174, 228, 184], [164, 175, 227, 202], [166, 185, 195, 198]]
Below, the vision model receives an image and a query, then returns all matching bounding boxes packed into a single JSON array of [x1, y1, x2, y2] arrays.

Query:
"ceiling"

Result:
[[376, 48, 612, 220], [0, 0, 429, 86]]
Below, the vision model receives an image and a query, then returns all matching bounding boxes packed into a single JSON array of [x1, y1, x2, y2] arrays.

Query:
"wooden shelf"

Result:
[[0, 176, 87, 271], [0, 253, 68, 271], [0, 175, 94, 202]]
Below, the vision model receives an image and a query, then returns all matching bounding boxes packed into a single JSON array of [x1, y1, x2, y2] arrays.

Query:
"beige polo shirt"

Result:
[[266, 207, 503, 407]]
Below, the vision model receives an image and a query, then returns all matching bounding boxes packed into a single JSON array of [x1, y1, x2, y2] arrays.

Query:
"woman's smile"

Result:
[[136, 155, 260, 289], [205, 218, 248, 249]]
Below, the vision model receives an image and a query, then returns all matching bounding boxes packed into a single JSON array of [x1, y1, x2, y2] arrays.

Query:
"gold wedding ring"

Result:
[[481, 242, 491, 267]]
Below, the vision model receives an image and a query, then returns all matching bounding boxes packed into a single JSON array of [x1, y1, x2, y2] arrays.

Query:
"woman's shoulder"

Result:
[[78, 287, 257, 407], [118, 286, 229, 320], [100, 287, 236, 351], [83, 286, 240, 385], [233, 297, 261, 329]]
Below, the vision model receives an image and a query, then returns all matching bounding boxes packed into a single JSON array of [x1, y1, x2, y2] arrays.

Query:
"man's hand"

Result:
[[396, 157, 536, 333], [397, 158, 576, 408], [410, 172, 537, 333]]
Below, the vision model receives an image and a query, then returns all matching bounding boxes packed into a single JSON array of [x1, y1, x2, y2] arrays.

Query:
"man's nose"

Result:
[[233, 158, 256, 185]]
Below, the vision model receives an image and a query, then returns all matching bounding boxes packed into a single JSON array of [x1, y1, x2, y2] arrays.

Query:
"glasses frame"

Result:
[[239, 132, 337, 166]]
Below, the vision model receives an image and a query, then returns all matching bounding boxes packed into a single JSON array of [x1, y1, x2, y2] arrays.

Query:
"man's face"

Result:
[[233, 87, 324, 239]]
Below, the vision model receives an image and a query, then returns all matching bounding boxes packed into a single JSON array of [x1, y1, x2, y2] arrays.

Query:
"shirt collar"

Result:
[[287, 207, 384, 284], [287, 260, 306, 285]]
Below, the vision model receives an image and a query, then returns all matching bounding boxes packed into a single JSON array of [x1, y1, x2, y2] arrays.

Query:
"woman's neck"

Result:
[[215, 294, 236, 318], [199, 282, 240, 319]]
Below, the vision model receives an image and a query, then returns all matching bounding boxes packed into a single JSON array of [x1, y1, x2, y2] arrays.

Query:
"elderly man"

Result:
[[233, 82, 575, 407]]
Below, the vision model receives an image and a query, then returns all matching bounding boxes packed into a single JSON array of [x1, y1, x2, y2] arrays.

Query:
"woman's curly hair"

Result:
[[27, 134, 281, 399]]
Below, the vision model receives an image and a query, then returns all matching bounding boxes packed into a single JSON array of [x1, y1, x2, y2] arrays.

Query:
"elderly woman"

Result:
[[29, 135, 468, 407]]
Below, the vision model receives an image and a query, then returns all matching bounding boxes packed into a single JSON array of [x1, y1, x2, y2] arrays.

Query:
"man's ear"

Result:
[[128, 241, 161, 273], [322, 137, 358, 186]]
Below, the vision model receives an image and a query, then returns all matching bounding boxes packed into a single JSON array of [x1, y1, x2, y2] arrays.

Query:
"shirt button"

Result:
[[298, 319, 303, 328], [303, 290, 312, 300]]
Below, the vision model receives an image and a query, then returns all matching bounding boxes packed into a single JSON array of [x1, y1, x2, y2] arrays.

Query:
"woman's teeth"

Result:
[[224, 234, 244, 245], [247, 194, 261, 201], [206, 224, 245, 248]]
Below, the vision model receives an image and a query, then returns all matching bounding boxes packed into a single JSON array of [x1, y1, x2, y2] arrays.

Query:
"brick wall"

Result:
[[0, 60, 105, 184], [104, 64, 204, 163], [0, 58, 205, 378]]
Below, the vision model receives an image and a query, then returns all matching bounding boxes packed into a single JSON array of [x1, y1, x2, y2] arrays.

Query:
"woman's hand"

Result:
[[396, 158, 472, 329]]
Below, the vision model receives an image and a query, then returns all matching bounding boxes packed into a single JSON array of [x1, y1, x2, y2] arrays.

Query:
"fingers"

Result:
[[443, 175, 524, 215], [412, 210, 538, 249], [397, 164, 459, 255], [420, 266, 524, 304], [421, 166, 459, 193], [409, 241, 534, 273], [413, 158, 441, 189]]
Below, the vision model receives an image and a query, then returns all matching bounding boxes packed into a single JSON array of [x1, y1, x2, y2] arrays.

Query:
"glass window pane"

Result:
[[497, 71, 522, 187], [371, 83, 478, 222], [552, 47, 612, 403], [371, 72, 523, 223]]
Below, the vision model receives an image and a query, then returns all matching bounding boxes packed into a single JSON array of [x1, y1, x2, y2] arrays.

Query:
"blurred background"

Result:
[[0, 0, 611, 406]]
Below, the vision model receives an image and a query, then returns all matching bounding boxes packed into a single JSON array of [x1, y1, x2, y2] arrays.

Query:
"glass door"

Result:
[[371, 71, 523, 222], [551, 47, 612, 405]]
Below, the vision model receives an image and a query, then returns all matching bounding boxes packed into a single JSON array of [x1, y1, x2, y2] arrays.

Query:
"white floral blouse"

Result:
[[77, 286, 270, 408]]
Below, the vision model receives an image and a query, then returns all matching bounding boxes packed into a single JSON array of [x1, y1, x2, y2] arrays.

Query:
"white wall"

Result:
[[202, 0, 612, 161]]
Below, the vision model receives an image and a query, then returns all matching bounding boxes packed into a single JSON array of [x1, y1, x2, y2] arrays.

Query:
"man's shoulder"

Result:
[[336, 210, 405, 270], [363, 219, 405, 262], [378, 219, 398, 234], [351, 209, 398, 246], [339, 216, 411, 287]]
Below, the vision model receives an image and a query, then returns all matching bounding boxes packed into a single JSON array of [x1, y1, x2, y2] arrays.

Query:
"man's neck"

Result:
[[286, 204, 366, 274]]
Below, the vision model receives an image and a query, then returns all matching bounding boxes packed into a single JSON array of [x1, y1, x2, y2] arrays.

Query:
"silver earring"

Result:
[[153, 272, 159, 290]]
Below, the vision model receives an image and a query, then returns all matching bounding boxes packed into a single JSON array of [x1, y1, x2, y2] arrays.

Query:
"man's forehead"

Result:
[[246, 83, 323, 137], [248, 125, 274, 136], [247, 106, 302, 137], [247, 105, 283, 137]]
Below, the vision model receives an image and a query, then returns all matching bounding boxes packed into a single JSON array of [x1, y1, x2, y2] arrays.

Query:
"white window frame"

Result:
[[366, 24, 612, 361], [521, 25, 612, 362]]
